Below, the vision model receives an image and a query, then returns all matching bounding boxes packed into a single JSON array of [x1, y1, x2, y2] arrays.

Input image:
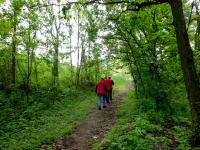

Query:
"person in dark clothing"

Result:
[[96, 78, 107, 110], [104, 77, 110, 104], [107, 77, 114, 102]]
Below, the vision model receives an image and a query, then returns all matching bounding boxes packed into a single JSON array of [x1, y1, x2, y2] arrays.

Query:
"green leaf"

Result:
[[0, 0, 5, 4]]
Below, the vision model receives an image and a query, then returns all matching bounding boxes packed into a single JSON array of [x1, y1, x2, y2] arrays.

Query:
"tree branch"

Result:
[[26, 0, 169, 9], [127, 0, 169, 11], [27, 0, 130, 8]]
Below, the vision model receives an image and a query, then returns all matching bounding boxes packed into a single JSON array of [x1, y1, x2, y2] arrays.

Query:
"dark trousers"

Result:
[[107, 88, 113, 102], [105, 94, 109, 104]]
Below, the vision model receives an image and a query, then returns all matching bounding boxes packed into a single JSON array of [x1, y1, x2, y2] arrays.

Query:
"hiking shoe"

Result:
[[98, 106, 101, 110], [103, 106, 107, 108]]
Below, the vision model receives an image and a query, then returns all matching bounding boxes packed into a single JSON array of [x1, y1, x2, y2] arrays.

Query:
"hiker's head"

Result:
[[108, 77, 111, 79], [101, 78, 104, 81]]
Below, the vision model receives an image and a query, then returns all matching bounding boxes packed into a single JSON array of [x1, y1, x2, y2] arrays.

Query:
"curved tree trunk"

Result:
[[170, 0, 200, 146]]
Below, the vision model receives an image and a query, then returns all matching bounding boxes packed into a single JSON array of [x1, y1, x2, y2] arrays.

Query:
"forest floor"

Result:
[[48, 83, 133, 150]]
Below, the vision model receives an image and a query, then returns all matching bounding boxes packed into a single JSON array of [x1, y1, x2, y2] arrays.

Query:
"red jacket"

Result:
[[107, 79, 114, 91], [96, 81, 107, 95]]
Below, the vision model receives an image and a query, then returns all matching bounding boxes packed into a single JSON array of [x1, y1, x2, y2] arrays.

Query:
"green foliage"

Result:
[[0, 68, 128, 149], [194, 49, 200, 74], [102, 3, 182, 113], [170, 126, 192, 150], [0, 89, 97, 149], [94, 86, 192, 150], [0, 0, 199, 149], [0, 17, 11, 37], [0, 0, 5, 3], [112, 72, 131, 91]]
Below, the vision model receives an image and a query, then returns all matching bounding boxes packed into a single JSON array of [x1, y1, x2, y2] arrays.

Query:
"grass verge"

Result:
[[0, 75, 130, 150], [0, 90, 97, 149], [93, 86, 192, 150]]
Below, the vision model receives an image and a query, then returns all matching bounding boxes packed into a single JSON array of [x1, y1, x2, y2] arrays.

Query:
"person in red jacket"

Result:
[[96, 78, 107, 110], [104, 77, 109, 104], [107, 77, 114, 102]]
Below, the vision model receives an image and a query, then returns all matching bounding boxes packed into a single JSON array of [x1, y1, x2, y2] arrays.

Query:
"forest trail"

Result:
[[50, 84, 133, 150]]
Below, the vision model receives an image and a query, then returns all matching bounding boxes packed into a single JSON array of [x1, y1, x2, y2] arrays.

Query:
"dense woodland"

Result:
[[0, 0, 200, 149]]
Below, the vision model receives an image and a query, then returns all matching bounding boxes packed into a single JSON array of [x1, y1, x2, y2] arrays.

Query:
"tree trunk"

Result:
[[34, 54, 38, 88], [170, 0, 200, 146], [52, 3, 61, 93], [195, 1, 200, 51], [79, 37, 86, 83], [26, 26, 31, 103], [127, 54, 138, 99], [120, 29, 146, 97], [76, 10, 80, 88], [11, 11, 17, 84], [53, 43, 59, 87], [69, 25, 73, 83]]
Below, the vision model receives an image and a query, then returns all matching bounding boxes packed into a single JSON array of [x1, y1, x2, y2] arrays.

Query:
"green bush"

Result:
[[94, 85, 192, 150]]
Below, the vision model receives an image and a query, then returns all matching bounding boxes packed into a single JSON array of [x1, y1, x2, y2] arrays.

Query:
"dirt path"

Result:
[[51, 84, 132, 150]]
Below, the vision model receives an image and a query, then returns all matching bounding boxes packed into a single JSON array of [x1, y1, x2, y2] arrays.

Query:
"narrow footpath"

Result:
[[51, 84, 133, 150]]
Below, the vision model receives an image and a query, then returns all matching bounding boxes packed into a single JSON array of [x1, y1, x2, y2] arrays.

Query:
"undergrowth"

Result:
[[0, 89, 96, 149], [0, 74, 130, 149], [94, 84, 192, 150]]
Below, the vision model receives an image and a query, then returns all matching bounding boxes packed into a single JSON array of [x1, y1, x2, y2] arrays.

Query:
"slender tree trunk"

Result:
[[76, 10, 80, 88], [69, 25, 73, 83], [151, 10, 165, 110], [121, 26, 147, 97], [88, 41, 92, 82], [52, 3, 61, 94], [11, 11, 17, 84], [34, 55, 38, 88], [127, 55, 138, 99], [121, 32, 146, 97], [79, 37, 86, 83], [26, 26, 31, 103], [53, 43, 59, 87], [26, 28, 35, 103], [94, 53, 100, 83], [170, 0, 200, 146], [151, 10, 160, 80]]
